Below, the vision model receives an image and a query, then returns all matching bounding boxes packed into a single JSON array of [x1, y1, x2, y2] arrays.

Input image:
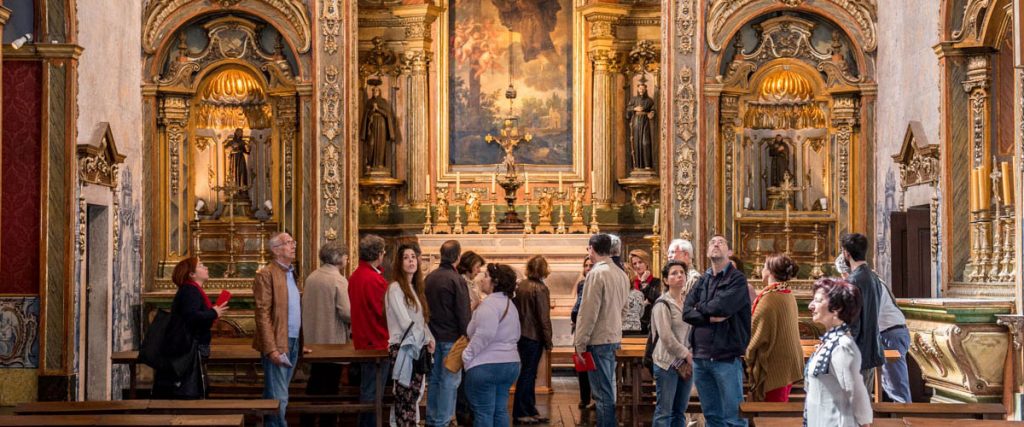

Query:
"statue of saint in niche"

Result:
[[361, 86, 398, 175], [767, 135, 792, 188], [224, 128, 251, 195], [627, 83, 656, 171]]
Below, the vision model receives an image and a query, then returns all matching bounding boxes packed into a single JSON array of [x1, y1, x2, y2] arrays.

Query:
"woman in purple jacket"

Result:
[[462, 263, 522, 427]]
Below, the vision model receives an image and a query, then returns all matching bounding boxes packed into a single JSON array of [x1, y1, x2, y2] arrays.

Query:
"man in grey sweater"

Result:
[[574, 234, 629, 427]]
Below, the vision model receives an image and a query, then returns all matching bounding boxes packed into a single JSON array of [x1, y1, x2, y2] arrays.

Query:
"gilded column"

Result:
[[159, 96, 189, 258], [832, 95, 858, 239], [582, 5, 626, 206], [719, 94, 739, 235], [393, 4, 441, 207], [962, 55, 993, 282], [274, 96, 298, 231], [590, 49, 613, 205]]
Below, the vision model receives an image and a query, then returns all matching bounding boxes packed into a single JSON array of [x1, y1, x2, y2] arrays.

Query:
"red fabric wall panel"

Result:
[[1, 61, 42, 294]]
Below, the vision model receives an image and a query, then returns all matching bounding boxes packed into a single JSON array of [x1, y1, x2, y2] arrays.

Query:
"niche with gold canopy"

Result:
[[717, 13, 867, 283]]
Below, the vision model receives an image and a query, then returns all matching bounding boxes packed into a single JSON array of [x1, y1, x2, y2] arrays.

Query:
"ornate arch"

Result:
[[142, 0, 311, 79], [704, 0, 877, 81]]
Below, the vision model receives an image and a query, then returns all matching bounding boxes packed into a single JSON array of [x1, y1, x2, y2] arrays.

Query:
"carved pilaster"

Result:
[[590, 49, 615, 205], [720, 95, 739, 197], [831, 96, 858, 198], [159, 96, 189, 257], [674, 66, 697, 220], [963, 56, 995, 282], [403, 50, 430, 205]]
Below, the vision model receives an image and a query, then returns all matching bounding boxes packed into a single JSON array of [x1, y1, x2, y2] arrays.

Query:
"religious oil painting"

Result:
[[448, 0, 573, 168]]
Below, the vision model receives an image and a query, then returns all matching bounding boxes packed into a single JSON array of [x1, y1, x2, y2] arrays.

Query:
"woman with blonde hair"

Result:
[[628, 249, 661, 335]]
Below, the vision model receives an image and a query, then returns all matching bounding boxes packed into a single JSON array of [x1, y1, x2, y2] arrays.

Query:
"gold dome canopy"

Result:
[[199, 68, 267, 106], [757, 68, 814, 102], [195, 69, 271, 129]]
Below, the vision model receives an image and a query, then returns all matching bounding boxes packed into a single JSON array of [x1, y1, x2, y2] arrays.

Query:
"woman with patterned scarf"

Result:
[[803, 278, 873, 427], [746, 253, 804, 402]]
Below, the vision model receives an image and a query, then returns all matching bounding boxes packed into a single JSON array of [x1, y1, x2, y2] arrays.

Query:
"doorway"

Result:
[[84, 204, 111, 400], [890, 204, 932, 298]]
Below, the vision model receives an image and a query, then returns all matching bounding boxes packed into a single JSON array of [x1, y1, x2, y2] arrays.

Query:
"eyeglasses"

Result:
[[272, 239, 297, 249]]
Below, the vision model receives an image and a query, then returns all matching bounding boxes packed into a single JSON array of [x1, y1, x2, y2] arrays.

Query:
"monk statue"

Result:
[[768, 135, 792, 188], [627, 83, 656, 171], [361, 86, 397, 175], [223, 128, 250, 196]]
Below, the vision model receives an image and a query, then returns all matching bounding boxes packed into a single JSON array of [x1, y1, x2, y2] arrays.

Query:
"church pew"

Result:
[[16, 399, 279, 427], [901, 417, 1024, 426], [753, 417, 905, 427], [0, 414, 244, 426]]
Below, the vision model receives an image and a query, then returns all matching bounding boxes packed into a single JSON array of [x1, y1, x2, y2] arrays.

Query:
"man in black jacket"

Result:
[[684, 234, 751, 427], [841, 233, 885, 392], [424, 240, 471, 427]]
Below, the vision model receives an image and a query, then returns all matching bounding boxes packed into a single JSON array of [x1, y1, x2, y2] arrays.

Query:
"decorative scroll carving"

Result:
[[360, 37, 400, 78], [721, 95, 739, 196], [325, 227, 338, 241], [586, 14, 619, 39], [931, 193, 940, 260], [676, 0, 695, 53], [833, 96, 858, 197], [276, 97, 297, 193], [77, 123, 126, 188], [322, 144, 341, 218], [675, 66, 696, 219], [952, 0, 990, 42], [628, 40, 660, 76], [721, 16, 861, 89], [77, 197, 86, 256], [143, 0, 311, 55], [320, 0, 341, 54], [963, 56, 990, 167], [321, 65, 342, 141], [706, 0, 877, 53], [892, 122, 940, 189], [154, 17, 295, 89], [160, 97, 189, 197], [912, 331, 949, 377]]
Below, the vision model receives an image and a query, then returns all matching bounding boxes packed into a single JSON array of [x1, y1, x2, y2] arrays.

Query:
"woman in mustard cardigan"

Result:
[[746, 253, 804, 402]]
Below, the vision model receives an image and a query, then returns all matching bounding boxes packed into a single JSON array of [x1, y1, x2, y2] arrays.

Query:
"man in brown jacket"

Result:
[[300, 243, 350, 427], [253, 232, 302, 427]]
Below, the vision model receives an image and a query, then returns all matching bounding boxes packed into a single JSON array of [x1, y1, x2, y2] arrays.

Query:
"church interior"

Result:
[[0, 0, 1023, 424]]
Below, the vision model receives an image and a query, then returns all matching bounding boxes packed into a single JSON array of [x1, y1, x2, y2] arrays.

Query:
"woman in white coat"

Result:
[[804, 278, 872, 427], [386, 243, 435, 426]]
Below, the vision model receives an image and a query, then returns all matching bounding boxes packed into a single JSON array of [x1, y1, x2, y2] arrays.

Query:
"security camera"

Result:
[[11, 33, 33, 50]]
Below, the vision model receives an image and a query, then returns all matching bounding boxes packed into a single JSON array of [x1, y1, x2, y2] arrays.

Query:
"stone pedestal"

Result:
[[902, 298, 1013, 403]]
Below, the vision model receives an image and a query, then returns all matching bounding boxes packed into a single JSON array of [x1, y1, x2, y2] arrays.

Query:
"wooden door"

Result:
[[890, 205, 932, 298]]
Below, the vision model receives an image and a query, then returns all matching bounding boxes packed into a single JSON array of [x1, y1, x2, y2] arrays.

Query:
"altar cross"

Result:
[[485, 118, 532, 179]]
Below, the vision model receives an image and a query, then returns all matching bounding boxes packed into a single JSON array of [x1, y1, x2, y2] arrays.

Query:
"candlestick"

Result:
[[1001, 161, 1014, 205], [558, 172, 563, 192]]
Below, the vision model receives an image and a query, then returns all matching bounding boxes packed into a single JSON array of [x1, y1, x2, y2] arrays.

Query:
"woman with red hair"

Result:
[[152, 257, 228, 399]]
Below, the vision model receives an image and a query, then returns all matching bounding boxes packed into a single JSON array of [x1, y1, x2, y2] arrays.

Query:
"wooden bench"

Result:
[[0, 414, 244, 426], [901, 417, 1024, 426], [753, 417, 903, 427], [16, 399, 279, 427], [741, 402, 1008, 420]]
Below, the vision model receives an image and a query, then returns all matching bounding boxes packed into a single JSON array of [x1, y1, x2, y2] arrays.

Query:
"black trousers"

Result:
[[513, 337, 543, 418], [300, 363, 342, 427]]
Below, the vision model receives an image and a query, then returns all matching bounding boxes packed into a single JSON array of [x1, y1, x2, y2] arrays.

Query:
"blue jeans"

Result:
[[426, 341, 463, 427], [693, 358, 747, 427], [653, 364, 694, 427], [586, 343, 619, 427], [880, 326, 912, 403], [464, 362, 520, 427], [358, 358, 392, 427], [262, 338, 299, 427], [513, 338, 543, 418]]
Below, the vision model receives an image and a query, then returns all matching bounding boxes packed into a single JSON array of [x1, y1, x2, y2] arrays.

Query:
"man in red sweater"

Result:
[[348, 234, 388, 427]]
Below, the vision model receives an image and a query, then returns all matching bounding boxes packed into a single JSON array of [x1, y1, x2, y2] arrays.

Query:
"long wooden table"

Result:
[[112, 343, 389, 427]]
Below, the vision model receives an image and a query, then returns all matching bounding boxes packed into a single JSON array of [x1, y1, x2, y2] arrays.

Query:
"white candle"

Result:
[[491, 173, 496, 193], [653, 208, 659, 224], [525, 172, 530, 194], [590, 171, 595, 189], [558, 172, 563, 192], [456, 172, 461, 193], [426, 174, 431, 197]]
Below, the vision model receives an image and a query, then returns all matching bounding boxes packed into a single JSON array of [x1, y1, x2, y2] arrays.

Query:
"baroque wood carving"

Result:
[[320, 0, 341, 54], [77, 123, 127, 188], [154, 17, 295, 89], [892, 121, 940, 189], [676, 0, 695, 54], [706, 0, 877, 53], [143, 0, 311, 55], [951, 0, 990, 42], [674, 66, 696, 219]]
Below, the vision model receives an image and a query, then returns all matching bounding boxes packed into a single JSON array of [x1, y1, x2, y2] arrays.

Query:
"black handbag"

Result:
[[139, 309, 195, 376], [401, 323, 433, 375]]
